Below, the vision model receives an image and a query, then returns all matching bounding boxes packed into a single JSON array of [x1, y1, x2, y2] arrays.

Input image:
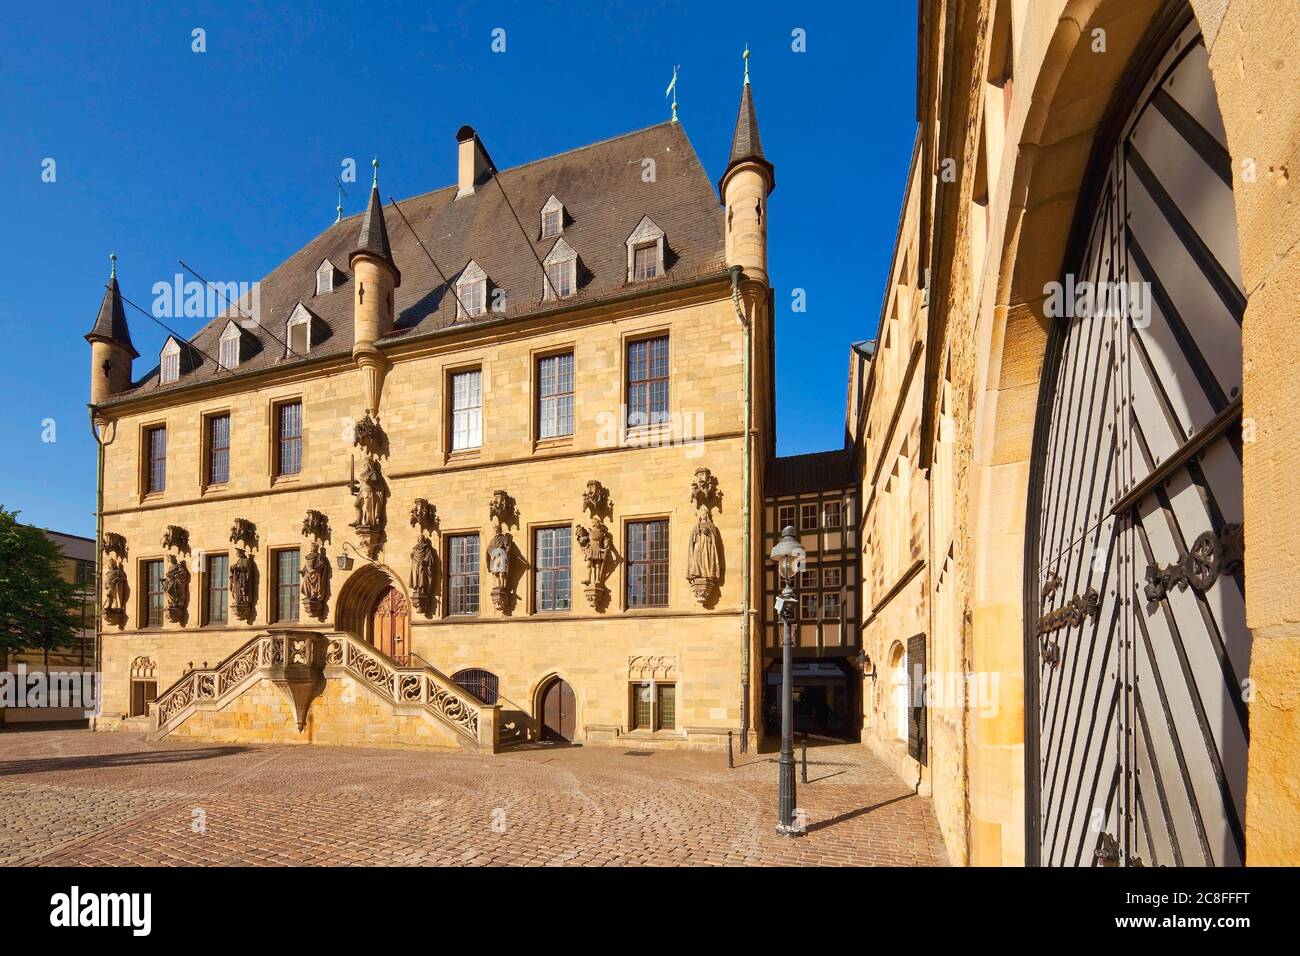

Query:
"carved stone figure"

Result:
[[164, 554, 191, 620], [576, 517, 613, 609], [486, 490, 517, 613], [410, 535, 438, 615], [349, 454, 388, 557], [300, 540, 330, 619], [103, 556, 128, 620], [687, 510, 723, 604], [230, 546, 256, 619]]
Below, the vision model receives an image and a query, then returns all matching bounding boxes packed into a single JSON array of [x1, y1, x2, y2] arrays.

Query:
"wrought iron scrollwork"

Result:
[[1036, 587, 1101, 636], [1144, 523, 1243, 603]]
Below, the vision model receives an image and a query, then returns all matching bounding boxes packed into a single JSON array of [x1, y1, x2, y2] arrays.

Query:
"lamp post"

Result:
[[769, 525, 807, 836]]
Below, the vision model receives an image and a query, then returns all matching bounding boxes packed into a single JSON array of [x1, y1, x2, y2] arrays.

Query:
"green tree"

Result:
[[0, 507, 82, 727]]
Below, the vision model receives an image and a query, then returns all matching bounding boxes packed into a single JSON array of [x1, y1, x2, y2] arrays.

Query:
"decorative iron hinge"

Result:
[[1039, 636, 1061, 668], [1036, 587, 1101, 636], [1144, 523, 1244, 603], [1095, 832, 1121, 867]]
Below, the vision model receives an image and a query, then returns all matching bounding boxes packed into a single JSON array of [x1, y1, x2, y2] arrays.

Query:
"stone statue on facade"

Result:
[[349, 454, 388, 558], [409, 498, 439, 616], [486, 490, 516, 613], [300, 540, 330, 619], [576, 480, 614, 610], [687, 467, 723, 605], [103, 555, 128, 623], [164, 554, 191, 621], [230, 546, 256, 620]]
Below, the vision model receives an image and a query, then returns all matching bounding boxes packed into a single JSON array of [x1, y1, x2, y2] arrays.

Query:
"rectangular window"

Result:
[[276, 401, 302, 477], [458, 281, 485, 318], [800, 593, 819, 621], [75, 560, 95, 586], [799, 569, 818, 590], [205, 553, 229, 625], [143, 559, 164, 627], [145, 426, 167, 494], [542, 209, 561, 239], [626, 519, 669, 608], [822, 592, 842, 621], [545, 260, 573, 298], [451, 370, 483, 451], [160, 351, 179, 384], [219, 336, 239, 369], [800, 503, 819, 531], [823, 566, 843, 589], [130, 680, 157, 718], [207, 413, 231, 485], [537, 352, 574, 439], [778, 504, 796, 529], [632, 682, 653, 730], [657, 683, 676, 730], [448, 534, 480, 615], [274, 549, 300, 623], [633, 244, 658, 280], [534, 526, 572, 612], [626, 336, 669, 428], [824, 501, 843, 529]]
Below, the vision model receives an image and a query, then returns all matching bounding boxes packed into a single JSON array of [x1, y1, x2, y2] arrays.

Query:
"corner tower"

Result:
[[720, 51, 775, 287], [85, 254, 138, 404], [350, 161, 401, 416]]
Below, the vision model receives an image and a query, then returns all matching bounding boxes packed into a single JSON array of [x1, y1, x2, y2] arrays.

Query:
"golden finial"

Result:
[[743, 44, 750, 85], [109, 251, 116, 279], [372, 157, 379, 187]]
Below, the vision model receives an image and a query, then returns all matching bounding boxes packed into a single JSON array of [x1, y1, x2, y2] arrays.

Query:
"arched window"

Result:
[[453, 668, 499, 705], [889, 642, 908, 741]]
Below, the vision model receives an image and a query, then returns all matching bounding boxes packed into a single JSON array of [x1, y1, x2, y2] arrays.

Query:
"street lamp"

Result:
[[769, 525, 807, 836]]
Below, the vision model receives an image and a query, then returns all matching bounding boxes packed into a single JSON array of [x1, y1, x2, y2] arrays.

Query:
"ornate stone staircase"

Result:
[[150, 629, 500, 751]]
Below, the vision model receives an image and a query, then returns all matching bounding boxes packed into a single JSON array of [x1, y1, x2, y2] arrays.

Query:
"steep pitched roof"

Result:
[[351, 183, 401, 286], [105, 121, 725, 403], [85, 276, 139, 358], [723, 82, 775, 191]]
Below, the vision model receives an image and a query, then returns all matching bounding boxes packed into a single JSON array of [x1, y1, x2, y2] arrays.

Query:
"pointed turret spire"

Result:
[[350, 159, 401, 286], [85, 253, 138, 358]]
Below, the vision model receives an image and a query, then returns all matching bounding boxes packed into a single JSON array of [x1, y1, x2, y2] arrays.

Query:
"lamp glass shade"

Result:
[[768, 526, 807, 580]]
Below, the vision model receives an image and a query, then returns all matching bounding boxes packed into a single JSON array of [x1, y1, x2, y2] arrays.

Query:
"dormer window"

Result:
[[456, 259, 488, 320], [315, 259, 339, 296], [160, 338, 181, 384], [543, 238, 578, 301], [218, 322, 241, 370], [285, 302, 321, 357], [540, 195, 565, 239], [626, 216, 665, 282]]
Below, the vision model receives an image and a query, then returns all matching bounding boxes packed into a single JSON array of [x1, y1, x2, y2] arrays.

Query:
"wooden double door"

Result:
[[370, 586, 409, 662], [540, 678, 576, 742]]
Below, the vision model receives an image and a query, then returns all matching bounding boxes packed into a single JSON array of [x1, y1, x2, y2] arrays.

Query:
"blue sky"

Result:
[[0, 0, 918, 538]]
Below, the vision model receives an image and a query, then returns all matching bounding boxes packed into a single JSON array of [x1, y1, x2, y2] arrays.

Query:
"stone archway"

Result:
[[334, 561, 409, 648]]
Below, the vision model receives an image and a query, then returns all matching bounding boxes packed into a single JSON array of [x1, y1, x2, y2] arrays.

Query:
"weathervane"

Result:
[[372, 156, 379, 187], [109, 251, 116, 278], [665, 65, 679, 123], [335, 178, 348, 224], [743, 44, 750, 85]]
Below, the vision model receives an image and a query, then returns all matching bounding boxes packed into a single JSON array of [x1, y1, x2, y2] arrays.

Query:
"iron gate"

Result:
[[1029, 20, 1248, 867]]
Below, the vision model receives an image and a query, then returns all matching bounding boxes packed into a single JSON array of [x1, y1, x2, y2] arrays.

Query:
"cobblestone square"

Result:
[[0, 730, 947, 867]]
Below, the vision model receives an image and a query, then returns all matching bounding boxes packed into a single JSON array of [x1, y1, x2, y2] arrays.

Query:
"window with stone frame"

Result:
[[206, 413, 231, 485], [625, 216, 665, 282], [542, 238, 578, 300], [274, 400, 302, 477], [144, 425, 167, 494], [273, 549, 300, 623], [142, 559, 164, 627], [625, 335, 669, 428], [534, 525, 572, 612], [205, 552, 229, 625], [629, 681, 676, 731], [218, 323, 241, 369], [626, 519, 669, 608], [315, 259, 337, 296], [447, 534, 480, 615], [159, 339, 181, 384], [450, 369, 483, 451], [540, 195, 565, 239], [537, 352, 574, 439]]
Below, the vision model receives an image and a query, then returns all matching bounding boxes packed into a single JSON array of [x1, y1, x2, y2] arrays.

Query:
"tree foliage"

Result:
[[0, 506, 82, 657]]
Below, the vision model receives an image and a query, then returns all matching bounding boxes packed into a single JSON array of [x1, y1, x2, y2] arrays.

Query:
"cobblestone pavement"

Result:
[[0, 730, 947, 866]]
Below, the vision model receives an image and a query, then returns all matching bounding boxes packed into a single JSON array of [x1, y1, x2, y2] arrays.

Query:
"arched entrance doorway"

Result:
[[1026, 16, 1248, 867], [370, 586, 409, 661], [538, 677, 576, 742]]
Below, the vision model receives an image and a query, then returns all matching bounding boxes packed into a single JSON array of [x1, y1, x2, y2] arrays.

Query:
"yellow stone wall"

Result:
[[95, 281, 756, 748]]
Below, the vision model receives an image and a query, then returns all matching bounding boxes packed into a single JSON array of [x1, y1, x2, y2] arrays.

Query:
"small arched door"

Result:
[[539, 677, 576, 742], [370, 586, 409, 662]]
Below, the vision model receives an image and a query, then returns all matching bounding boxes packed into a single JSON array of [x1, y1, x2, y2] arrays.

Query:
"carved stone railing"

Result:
[[323, 631, 499, 751], [152, 630, 326, 737], [150, 629, 499, 752]]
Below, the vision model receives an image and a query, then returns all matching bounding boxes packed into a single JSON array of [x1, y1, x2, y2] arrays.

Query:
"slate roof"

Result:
[[766, 449, 854, 497], [105, 121, 726, 404], [85, 276, 138, 358], [723, 83, 775, 191]]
